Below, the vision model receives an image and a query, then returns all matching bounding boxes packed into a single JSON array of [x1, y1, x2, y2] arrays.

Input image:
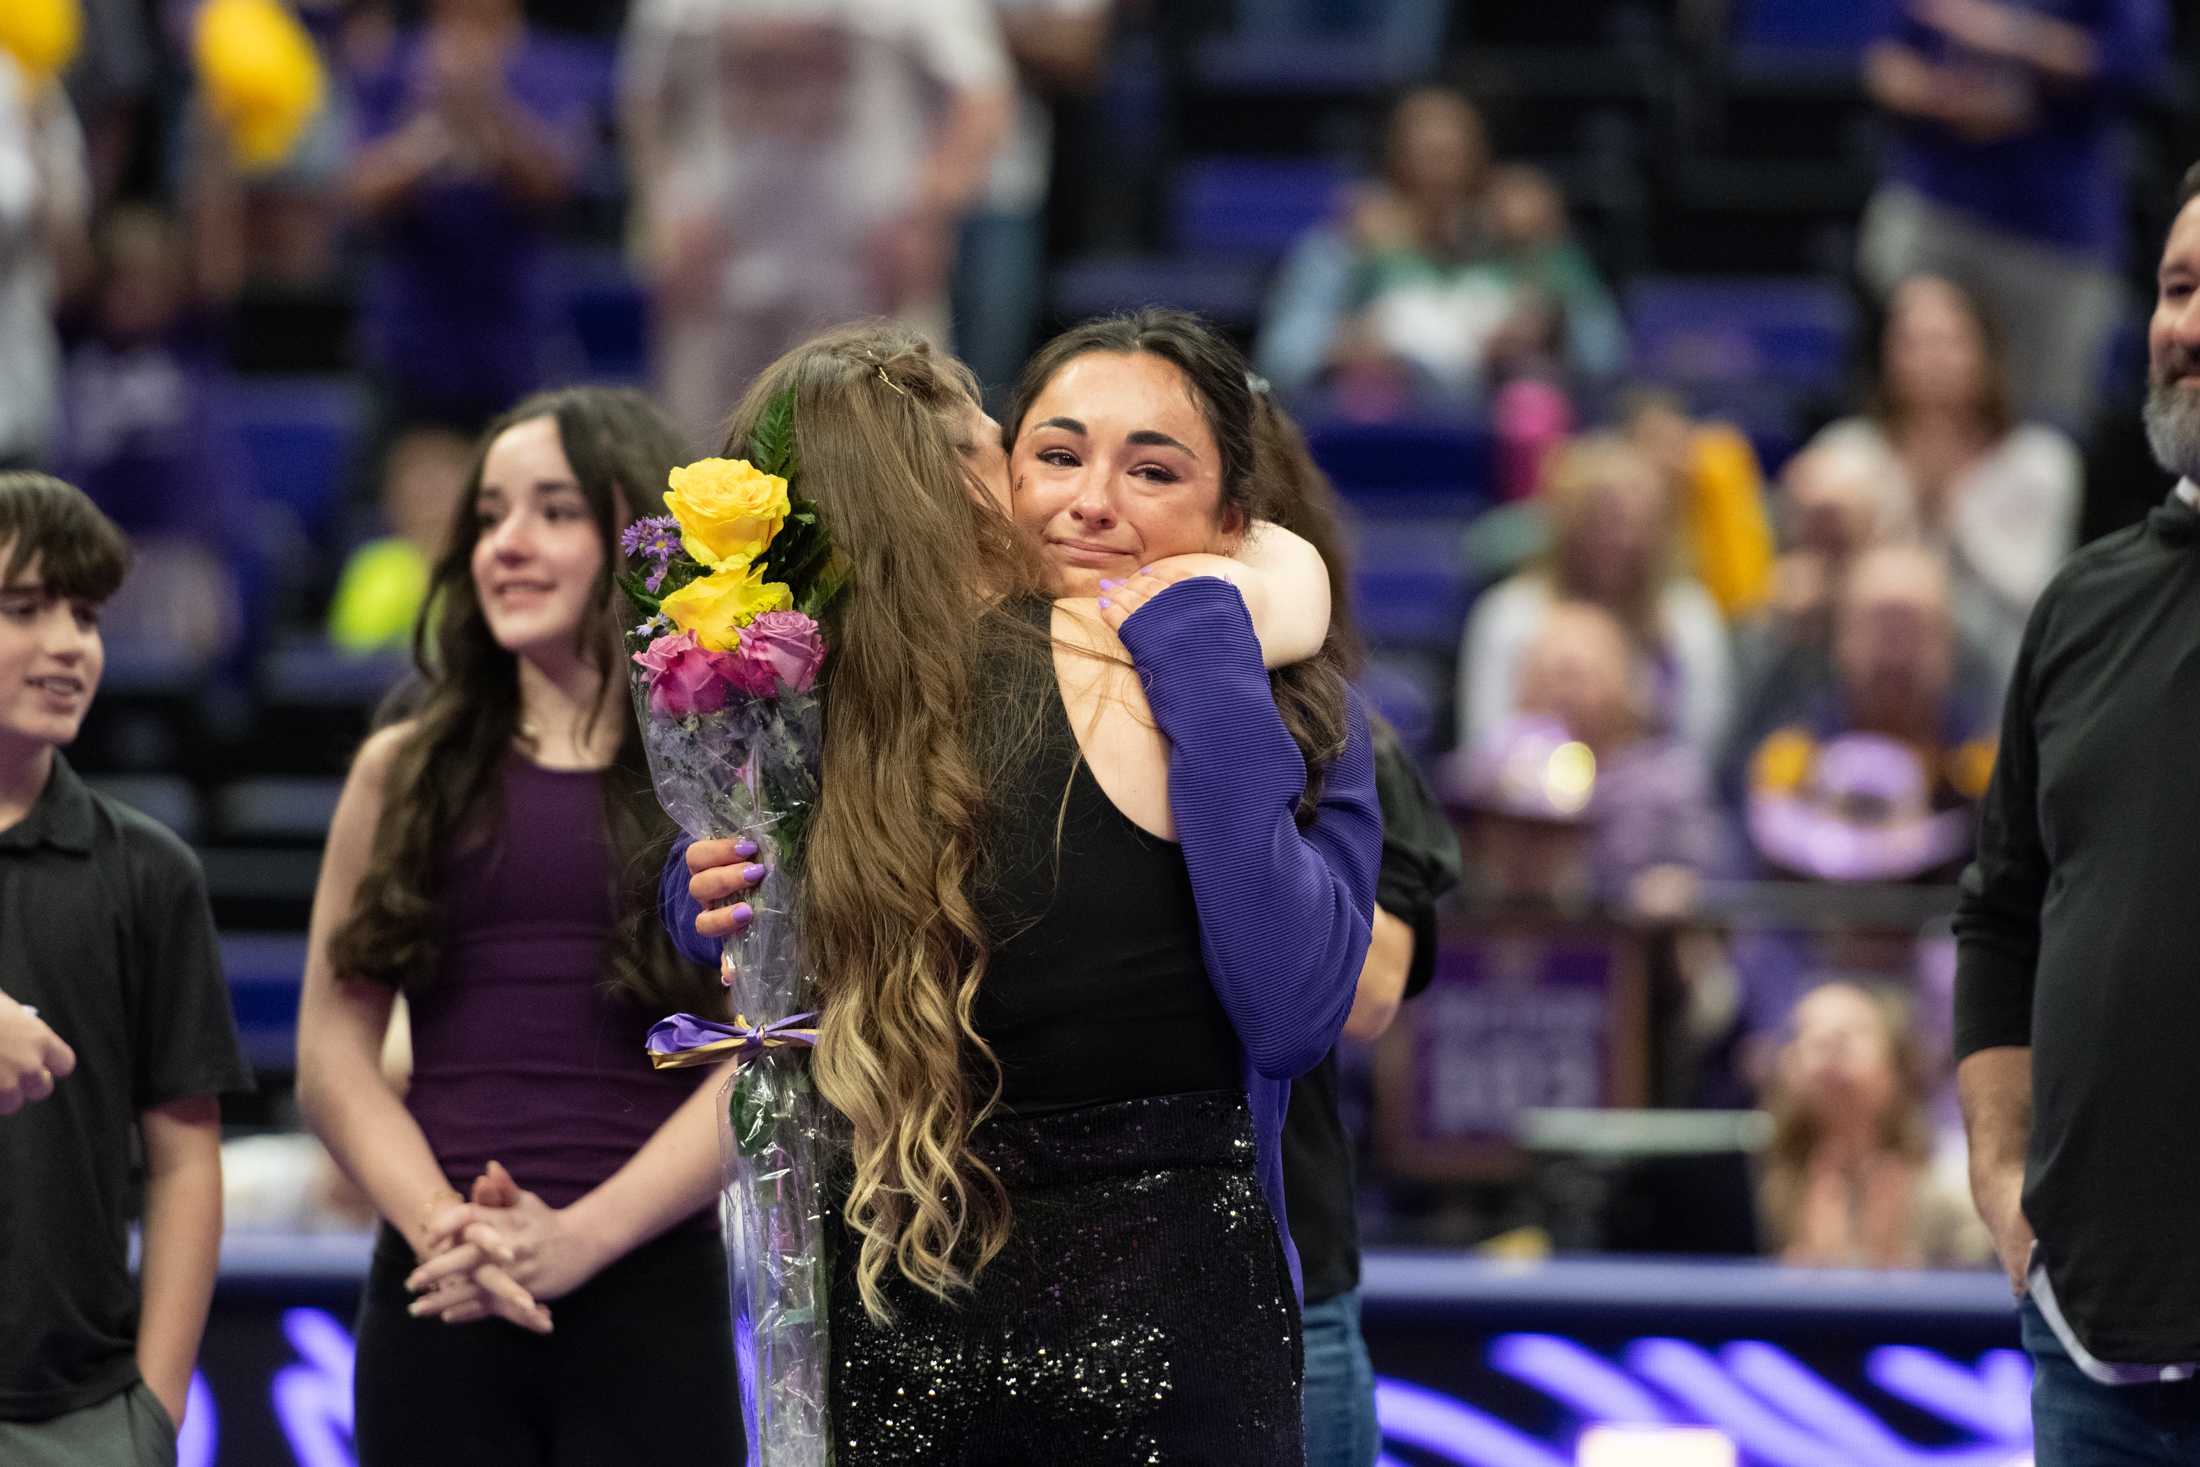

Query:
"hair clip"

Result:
[[877, 365, 910, 399], [1245, 372, 1273, 398]]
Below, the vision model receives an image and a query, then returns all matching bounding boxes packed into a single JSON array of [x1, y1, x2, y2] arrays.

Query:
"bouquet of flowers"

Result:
[[622, 392, 841, 1466]]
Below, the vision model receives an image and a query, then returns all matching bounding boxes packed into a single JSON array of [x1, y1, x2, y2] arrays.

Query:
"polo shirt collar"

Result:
[[0, 754, 96, 854]]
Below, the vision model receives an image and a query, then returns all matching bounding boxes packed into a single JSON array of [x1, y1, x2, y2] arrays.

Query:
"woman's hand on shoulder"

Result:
[[1096, 527, 1332, 669], [1093, 559, 1236, 639]]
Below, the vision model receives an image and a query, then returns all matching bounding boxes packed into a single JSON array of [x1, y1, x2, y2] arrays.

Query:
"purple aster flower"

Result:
[[620, 515, 682, 563]]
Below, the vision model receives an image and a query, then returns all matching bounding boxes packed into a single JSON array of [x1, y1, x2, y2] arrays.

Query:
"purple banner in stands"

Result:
[[1378, 924, 1646, 1179]]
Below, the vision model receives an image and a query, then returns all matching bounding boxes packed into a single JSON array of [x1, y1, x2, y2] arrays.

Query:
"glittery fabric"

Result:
[[828, 1090, 1305, 1465]]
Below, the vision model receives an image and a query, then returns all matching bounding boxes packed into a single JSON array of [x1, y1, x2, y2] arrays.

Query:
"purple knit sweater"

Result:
[[660, 579, 1382, 1296]]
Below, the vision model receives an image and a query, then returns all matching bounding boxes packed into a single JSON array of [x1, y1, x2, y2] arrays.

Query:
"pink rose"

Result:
[[634, 631, 732, 718], [731, 610, 826, 694]]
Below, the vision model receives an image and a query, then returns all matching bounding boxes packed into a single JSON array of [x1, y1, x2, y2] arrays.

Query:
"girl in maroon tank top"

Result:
[[293, 387, 743, 1466]]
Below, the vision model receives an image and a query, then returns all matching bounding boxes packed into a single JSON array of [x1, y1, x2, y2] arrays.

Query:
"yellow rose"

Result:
[[664, 458, 790, 569], [659, 561, 793, 652]]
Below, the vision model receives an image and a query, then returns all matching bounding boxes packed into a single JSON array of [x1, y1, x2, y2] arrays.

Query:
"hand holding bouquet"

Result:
[[622, 393, 841, 1466]]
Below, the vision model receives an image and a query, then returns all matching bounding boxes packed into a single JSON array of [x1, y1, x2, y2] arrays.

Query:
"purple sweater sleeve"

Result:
[[1115, 577, 1382, 1079], [660, 835, 717, 969]]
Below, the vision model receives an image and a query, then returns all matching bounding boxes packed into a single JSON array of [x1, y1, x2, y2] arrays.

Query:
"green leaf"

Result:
[[749, 389, 800, 481], [729, 1073, 774, 1158], [798, 558, 849, 619], [616, 571, 663, 614]]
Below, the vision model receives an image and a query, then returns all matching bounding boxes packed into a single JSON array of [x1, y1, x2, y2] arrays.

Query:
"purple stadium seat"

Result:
[[1625, 276, 1855, 394], [233, 377, 365, 544], [1301, 418, 1494, 508], [1173, 157, 1353, 259], [1733, 0, 1880, 53], [1050, 255, 1270, 330]]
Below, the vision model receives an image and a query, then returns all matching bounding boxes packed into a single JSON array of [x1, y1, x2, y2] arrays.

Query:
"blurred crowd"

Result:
[[2, 0, 2189, 1273]]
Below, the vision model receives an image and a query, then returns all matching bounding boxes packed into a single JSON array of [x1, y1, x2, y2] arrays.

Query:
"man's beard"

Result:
[[2146, 373, 2200, 483]]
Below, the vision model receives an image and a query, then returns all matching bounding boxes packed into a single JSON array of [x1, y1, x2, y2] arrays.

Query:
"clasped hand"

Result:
[[406, 851, 777, 1331], [405, 1161, 585, 1334]]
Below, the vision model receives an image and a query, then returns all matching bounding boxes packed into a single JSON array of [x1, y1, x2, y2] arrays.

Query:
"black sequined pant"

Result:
[[829, 1090, 1305, 1465]]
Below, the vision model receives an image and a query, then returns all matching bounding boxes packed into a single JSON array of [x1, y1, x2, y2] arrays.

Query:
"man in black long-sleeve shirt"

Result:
[[1955, 160, 2200, 1463]]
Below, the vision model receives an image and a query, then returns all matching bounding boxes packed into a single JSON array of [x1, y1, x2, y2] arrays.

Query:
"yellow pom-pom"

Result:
[[192, 0, 326, 171], [327, 538, 432, 653], [0, 0, 80, 87]]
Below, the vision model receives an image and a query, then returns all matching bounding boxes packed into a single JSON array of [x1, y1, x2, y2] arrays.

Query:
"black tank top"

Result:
[[970, 601, 1242, 1114]]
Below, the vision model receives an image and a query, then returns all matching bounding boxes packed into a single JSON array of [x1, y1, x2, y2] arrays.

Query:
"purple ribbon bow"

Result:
[[645, 1011, 819, 1071]]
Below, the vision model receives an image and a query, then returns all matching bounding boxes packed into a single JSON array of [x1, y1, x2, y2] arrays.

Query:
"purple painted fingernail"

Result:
[[742, 863, 767, 884], [1098, 578, 1118, 590], [1097, 597, 1112, 609], [733, 838, 758, 858], [730, 902, 753, 925]]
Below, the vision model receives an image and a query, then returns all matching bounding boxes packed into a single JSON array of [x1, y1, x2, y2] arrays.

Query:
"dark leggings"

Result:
[[354, 1221, 744, 1467]]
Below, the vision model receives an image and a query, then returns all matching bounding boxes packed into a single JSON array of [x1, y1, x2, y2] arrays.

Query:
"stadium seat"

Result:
[[214, 777, 346, 846], [220, 932, 312, 1071], [555, 246, 651, 384], [233, 377, 367, 546], [1731, 0, 1880, 54], [245, 638, 410, 776], [1050, 255, 1271, 333], [1625, 276, 1856, 395], [1173, 157, 1352, 261], [1356, 652, 1446, 759], [1301, 419, 1494, 511], [81, 774, 206, 843], [1351, 513, 1478, 655]]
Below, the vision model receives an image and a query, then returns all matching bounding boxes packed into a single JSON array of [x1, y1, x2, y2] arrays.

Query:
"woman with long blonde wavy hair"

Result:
[[409, 320, 1382, 1461]]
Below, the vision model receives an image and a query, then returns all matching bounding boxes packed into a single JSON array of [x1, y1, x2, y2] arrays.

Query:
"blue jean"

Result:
[[1303, 1288, 1379, 1467], [2025, 1299, 2200, 1465]]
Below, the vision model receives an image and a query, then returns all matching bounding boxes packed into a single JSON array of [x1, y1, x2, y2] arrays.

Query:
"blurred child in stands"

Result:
[[1759, 980, 1988, 1269]]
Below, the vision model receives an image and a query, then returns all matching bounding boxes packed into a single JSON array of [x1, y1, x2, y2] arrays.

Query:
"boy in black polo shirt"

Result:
[[0, 473, 251, 1464]]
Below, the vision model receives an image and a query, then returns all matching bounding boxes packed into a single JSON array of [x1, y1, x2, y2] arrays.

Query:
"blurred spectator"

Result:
[[1758, 980, 1989, 1268], [1491, 599, 1729, 906], [1763, 435, 1915, 649], [1731, 543, 1999, 880], [52, 204, 251, 661], [63, 0, 155, 207], [1448, 716, 1598, 911], [1456, 435, 1733, 756], [1859, 0, 2169, 429], [620, 0, 1012, 446], [1256, 85, 1625, 416], [0, 51, 90, 469], [1620, 387, 1776, 622], [1803, 274, 2080, 685], [951, 0, 1111, 403], [345, 0, 589, 435], [326, 423, 469, 652], [1725, 434, 1913, 774]]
